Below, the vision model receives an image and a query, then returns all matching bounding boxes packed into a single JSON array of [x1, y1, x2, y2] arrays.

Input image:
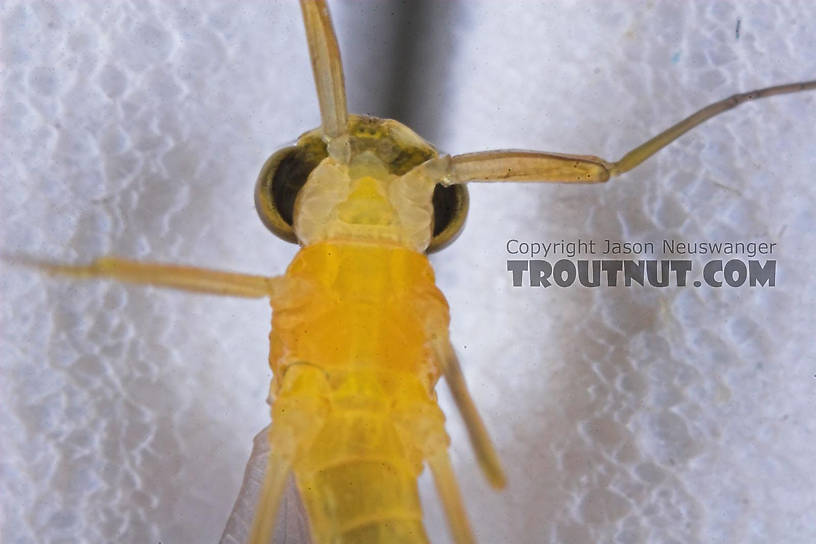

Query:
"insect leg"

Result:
[[436, 341, 506, 489], [299, 0, 348, 139], [10, 255, 284, 298], [439, 80, 816, 184], [248, 450, 295, 544], [221, 426, 310, 544], [428, 449, 477, 544]]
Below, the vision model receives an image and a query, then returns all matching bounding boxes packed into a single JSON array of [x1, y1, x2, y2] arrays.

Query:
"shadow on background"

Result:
[[332, 0, 460, 143]]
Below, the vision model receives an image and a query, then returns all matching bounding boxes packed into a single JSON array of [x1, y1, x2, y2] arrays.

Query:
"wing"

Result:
[[220, 426, 312, 544]]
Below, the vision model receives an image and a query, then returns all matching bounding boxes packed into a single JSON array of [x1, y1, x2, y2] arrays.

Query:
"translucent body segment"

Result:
[[297, 417, 428, 543], [269, 241, 448, 383], [271, 369, 444, 544], [292, 141, 439, 252], [14, 255, 282, 298], [443, 80, 816, 184], [266, 241, 467, 543], [338, 519, 429, 544]]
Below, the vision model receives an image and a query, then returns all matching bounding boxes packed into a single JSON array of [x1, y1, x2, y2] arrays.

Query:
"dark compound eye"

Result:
[[255, 139, 328, 244], [427, 183, 469, 253]]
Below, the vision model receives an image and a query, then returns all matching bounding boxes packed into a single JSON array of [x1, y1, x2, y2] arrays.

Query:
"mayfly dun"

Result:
[[3, 1, 815, 543]]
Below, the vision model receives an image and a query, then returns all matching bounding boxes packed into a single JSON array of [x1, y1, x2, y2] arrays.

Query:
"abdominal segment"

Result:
[[266, 241, 453, 542]]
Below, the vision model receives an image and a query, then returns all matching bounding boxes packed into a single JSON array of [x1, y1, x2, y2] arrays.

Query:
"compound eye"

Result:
[[255, 141, 328, 243], [427, 184, 469, 253]]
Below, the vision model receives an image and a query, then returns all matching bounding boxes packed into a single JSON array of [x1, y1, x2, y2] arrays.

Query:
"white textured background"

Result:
[[2, 1, 815, 543]]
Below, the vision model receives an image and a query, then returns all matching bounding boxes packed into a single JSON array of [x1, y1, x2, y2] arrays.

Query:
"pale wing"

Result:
[[220, 426, 312, 544]]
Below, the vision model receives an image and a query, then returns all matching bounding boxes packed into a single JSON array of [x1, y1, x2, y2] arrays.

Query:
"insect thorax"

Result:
[[293, 116, 442, 252]]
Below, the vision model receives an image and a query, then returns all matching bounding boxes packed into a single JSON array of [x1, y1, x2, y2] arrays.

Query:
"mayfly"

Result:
[[10, 1, 815, 543]]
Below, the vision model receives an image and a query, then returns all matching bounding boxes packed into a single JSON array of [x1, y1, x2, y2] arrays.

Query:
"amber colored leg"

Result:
[[428, 449, 477, 544], [300, 0, 348, 139], [442, 80, 816, 184], [436, 340, 507, 489], [10, 255, 283, 298], [221, 426, 308, 544], [247, 450, 293, 544]]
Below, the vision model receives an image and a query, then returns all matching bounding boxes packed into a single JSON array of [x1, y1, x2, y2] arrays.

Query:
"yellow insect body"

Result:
[[15, 1, 816, 543], [271, 241, 448, 543], [260, 118, 480, 543]]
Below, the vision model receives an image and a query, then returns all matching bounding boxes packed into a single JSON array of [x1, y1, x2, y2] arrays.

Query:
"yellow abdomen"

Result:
[[268, 241, 451, 543]]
